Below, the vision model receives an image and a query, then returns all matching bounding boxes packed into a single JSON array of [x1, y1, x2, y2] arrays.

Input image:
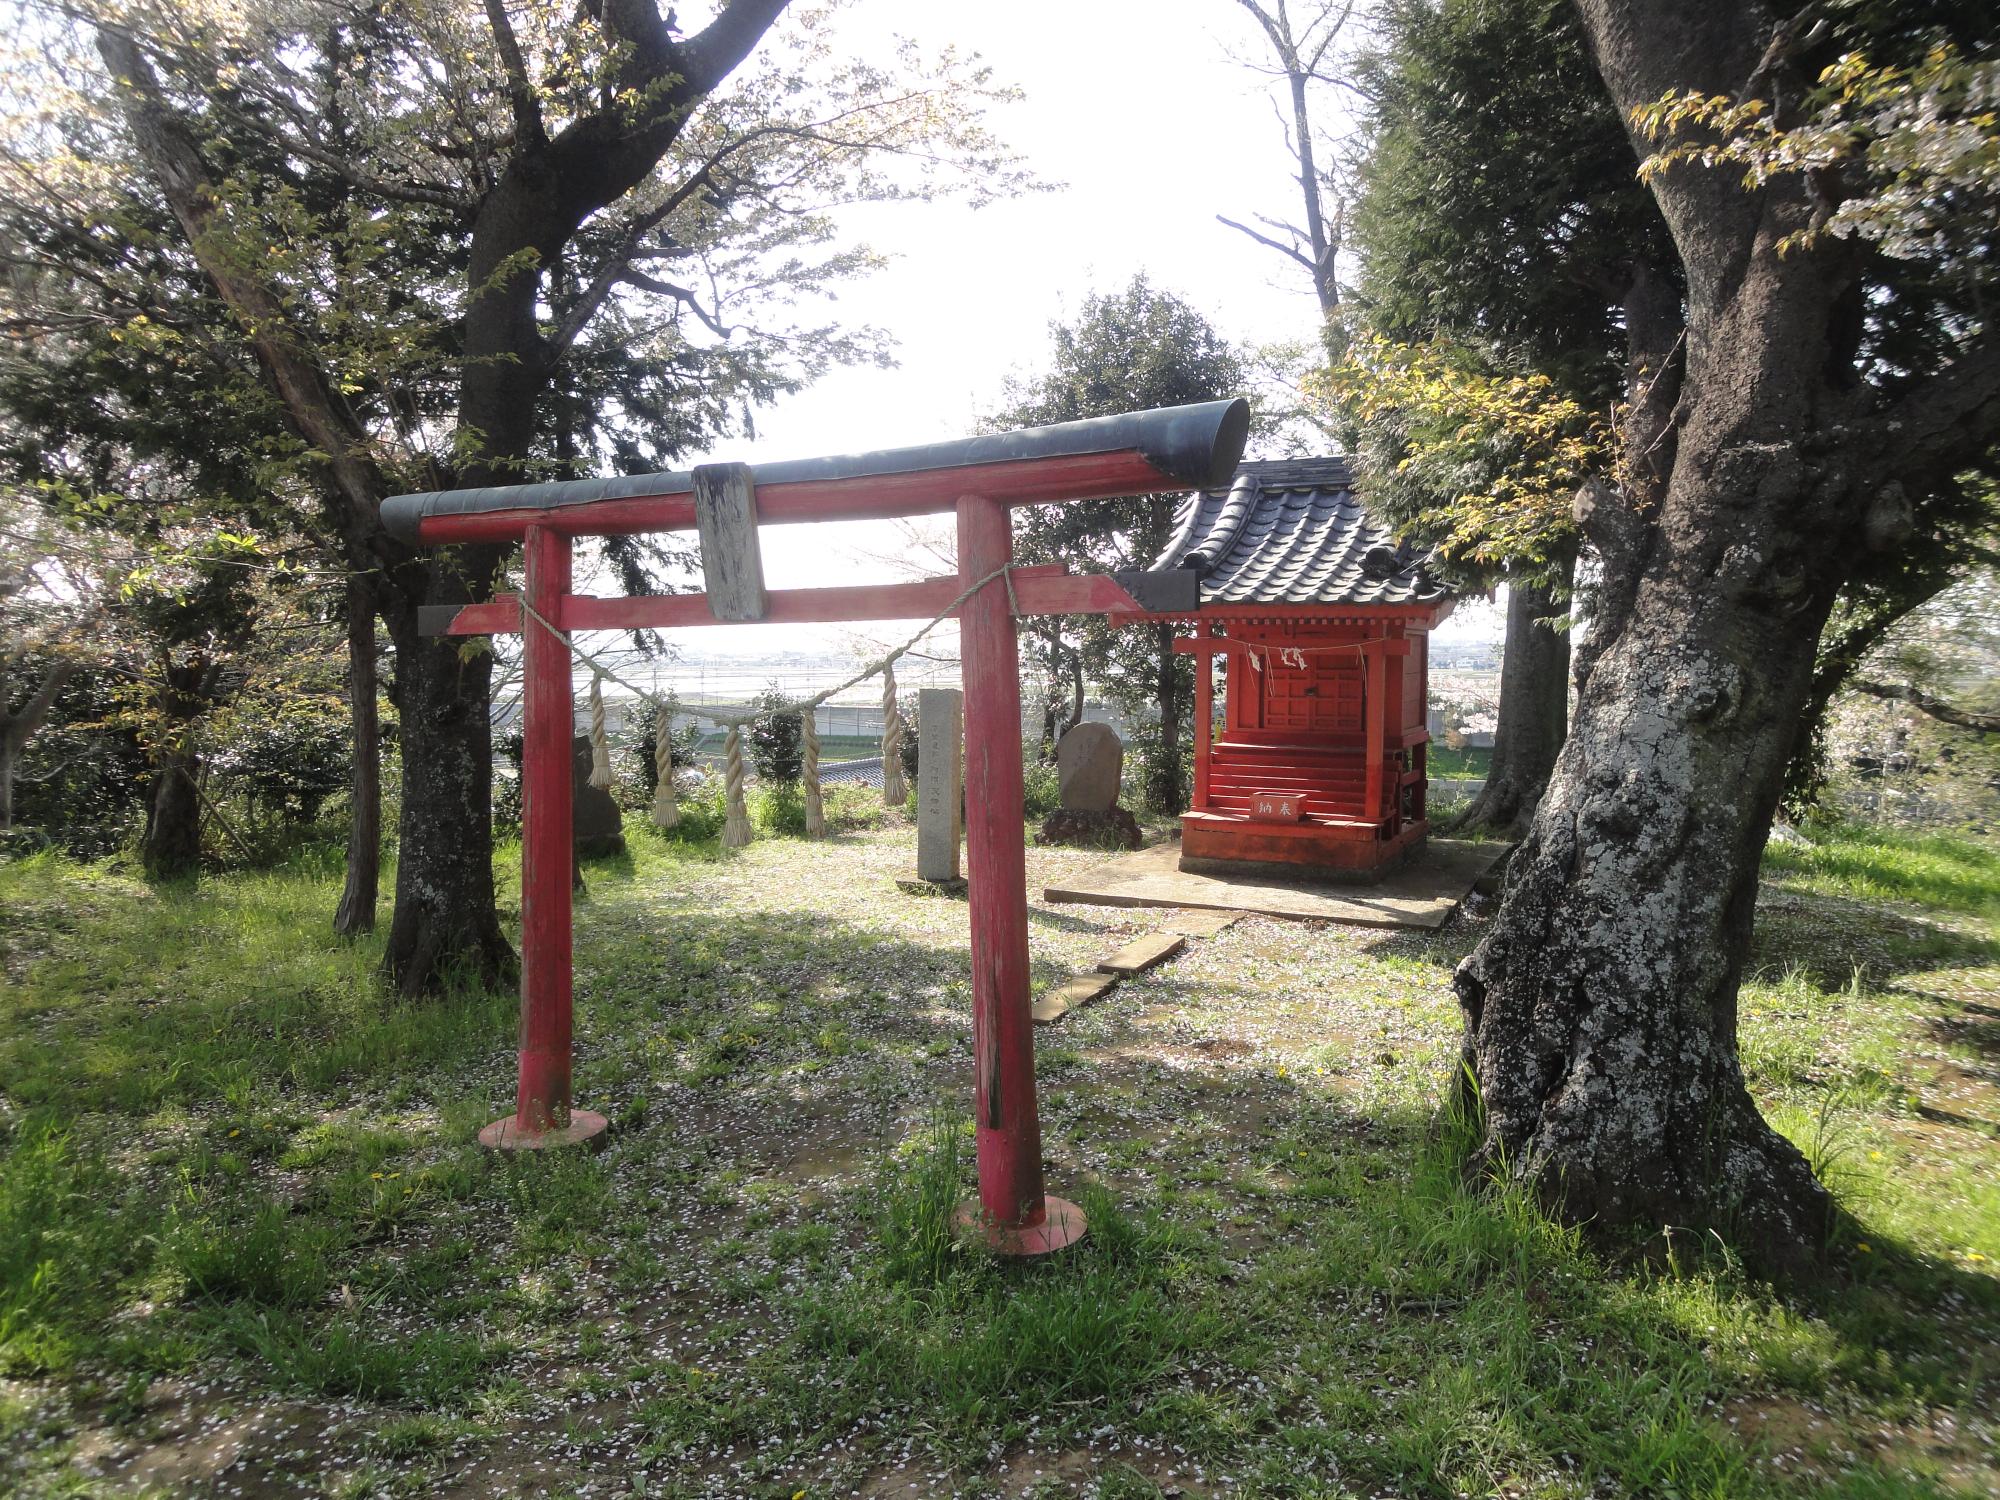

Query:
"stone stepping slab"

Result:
[[1032, 972, 1119, 1025], [1033, 924, 1214, 1027], [1097, 931, 1187, 976]]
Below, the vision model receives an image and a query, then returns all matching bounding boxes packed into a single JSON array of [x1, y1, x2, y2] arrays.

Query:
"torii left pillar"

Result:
[[480, 524, 609, 1150]]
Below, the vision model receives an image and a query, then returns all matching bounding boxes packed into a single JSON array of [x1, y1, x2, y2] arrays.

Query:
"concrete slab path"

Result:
[[1043, 837, 1510, 930]]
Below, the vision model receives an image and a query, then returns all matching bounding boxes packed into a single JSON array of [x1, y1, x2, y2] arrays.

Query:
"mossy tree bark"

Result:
[[333, 577, 381, 938], [1456, 0, 2000, 1271]]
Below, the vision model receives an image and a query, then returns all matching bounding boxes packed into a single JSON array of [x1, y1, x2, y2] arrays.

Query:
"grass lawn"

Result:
[[1, 818, 1996, 1497], [1425, 746, 1491, 781]]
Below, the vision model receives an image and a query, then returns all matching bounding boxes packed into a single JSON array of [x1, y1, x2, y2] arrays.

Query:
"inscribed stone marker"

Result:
[[1055, 722, 1122, 812], [570, 734, 625, 858], [915, 688, 964, 883]]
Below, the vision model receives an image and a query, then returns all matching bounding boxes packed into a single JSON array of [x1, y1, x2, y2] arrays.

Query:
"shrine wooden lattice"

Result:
[[388, 398, 1249, 1255]]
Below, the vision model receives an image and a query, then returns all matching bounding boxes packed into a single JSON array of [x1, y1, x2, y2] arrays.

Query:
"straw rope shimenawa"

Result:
[[721, 725, 751, 848], [651, 706, 679, 829], [516, 561, 1018, 849], [800, 709, 825, 838], [587, 676, 613, 790], [879, 659, 906, 807]]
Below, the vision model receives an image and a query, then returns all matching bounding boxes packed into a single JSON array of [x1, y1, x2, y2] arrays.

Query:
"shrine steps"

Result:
[[1205, 740, 1375, 820]]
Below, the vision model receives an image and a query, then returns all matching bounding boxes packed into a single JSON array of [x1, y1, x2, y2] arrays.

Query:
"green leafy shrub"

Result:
[[1021, 756, 1062, 819], [749, 685, 803, 788], [755, 783, 804, 834], [656, 770, 728, 842]]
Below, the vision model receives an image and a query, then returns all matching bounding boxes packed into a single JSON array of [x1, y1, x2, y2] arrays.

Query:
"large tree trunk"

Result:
[[1455, 567, 1834, 1267], [144, 743, 204, 879], [1032, 625, 1062, 761], [1452, 0, 1913, 1272], [379, 584, 515, 996], [1067, 651, 1085, 740], [334, 579, 381, 937], [0, 734, 16, 831], [1453, 569, 1571, 837], [142, 659, 215, 880]]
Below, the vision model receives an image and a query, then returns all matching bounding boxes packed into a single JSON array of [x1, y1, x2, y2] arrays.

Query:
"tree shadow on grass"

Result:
[[1921, 1005, 2000, 1067], [1753, 890, 2000, 991], [1025, 902, 1126, 936]]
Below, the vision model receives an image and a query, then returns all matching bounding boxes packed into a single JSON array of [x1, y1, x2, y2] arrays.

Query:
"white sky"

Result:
[[605, 0, 1501, 667]]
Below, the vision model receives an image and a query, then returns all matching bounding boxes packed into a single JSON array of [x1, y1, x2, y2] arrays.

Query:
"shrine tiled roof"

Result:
[[1150, 457, 1451, 608]]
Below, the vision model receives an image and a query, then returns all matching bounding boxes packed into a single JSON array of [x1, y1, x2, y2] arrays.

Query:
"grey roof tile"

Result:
[[1148, 458, 1451, 608]]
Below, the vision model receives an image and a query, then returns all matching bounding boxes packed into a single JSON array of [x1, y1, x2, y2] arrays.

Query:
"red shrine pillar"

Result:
[[481, 524, 608, 1150], [954, 493, 1086, 1253], [1363, 637, 1387, 828], [1192, 620, 1213, 813]]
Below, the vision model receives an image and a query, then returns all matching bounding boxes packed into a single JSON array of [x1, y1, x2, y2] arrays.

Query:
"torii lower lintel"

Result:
[[416, 566, 1168, 639], [389, 399, 1250, 1256]]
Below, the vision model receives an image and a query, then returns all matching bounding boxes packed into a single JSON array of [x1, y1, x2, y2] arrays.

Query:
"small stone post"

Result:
[[915, 687, 964, 883]]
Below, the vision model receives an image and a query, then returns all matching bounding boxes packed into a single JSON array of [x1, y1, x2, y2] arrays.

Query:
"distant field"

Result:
[[688, 732, 883, 761]]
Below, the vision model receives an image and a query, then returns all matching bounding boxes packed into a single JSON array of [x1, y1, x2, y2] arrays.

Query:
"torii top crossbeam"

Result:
[[384, 399, 1250, 544], [391, 398, 1250, 1257]]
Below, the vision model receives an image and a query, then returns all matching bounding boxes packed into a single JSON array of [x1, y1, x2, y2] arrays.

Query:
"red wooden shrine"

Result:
[[1143, 459, 1455, 879], [384, 399, 1250, 1255]]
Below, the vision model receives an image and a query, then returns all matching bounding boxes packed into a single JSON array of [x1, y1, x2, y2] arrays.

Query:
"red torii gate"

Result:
[[386, 398, 1249, 1254]]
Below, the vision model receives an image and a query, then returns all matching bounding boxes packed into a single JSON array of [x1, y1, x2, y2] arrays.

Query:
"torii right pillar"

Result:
[[953, 492, 1086, 1253]]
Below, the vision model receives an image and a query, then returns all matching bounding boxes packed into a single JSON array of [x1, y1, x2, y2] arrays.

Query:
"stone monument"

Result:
[[1056, 722, 1122, 811], [1038, 721, 1142, 850], [912, 687, 964, 888], [571, 734, 626, 859]]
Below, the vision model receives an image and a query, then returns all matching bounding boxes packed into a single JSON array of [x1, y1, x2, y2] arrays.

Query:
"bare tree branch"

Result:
[[1216, 212, 1317, 272], [620, 268, 732, 338], [1851, 678, 2000, 732], [483, 0, 549, 151]]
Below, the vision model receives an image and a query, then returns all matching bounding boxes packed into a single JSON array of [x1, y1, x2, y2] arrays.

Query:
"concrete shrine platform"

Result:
[[1044, 836, 1511, 930]]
